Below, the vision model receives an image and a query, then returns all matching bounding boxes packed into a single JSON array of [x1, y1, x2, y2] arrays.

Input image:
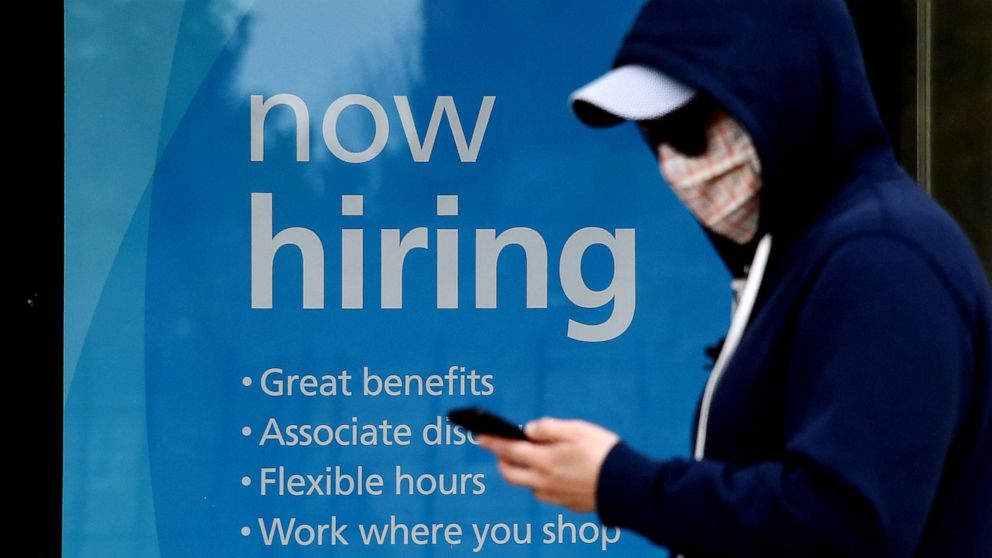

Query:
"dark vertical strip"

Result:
[[847, 0, 991, 279]]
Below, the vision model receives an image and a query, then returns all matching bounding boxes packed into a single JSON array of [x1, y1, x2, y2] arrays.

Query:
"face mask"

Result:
[[656, 112, 761, 245]]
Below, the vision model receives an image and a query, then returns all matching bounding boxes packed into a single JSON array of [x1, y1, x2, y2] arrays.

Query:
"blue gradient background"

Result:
[[64, 2, 729, 556]]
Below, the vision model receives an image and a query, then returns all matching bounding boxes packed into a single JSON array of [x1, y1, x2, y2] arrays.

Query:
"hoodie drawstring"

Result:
[[693, 233, 773, 460]]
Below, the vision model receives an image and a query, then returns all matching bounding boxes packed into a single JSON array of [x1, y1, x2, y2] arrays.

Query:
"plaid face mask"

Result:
[[657, 112, 762, 245]]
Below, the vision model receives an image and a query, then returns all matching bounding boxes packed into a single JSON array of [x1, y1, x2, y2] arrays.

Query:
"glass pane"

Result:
[[928, 0, 992, 279]]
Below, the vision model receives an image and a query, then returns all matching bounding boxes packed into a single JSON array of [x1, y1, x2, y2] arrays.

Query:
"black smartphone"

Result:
[[447, 406, 530, 441]]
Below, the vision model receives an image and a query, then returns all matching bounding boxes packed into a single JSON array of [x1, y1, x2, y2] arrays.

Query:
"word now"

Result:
[[250, 94, 495, 163]]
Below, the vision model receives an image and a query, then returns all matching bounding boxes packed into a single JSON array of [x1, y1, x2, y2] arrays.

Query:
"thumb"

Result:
[[524, 417, 573, 442]]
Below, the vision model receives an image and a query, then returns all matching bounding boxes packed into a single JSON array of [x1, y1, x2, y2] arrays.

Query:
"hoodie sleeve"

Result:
[[595, 235, 972, 557]]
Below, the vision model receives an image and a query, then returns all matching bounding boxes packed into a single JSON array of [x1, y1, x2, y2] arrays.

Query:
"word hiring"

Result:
[[251, 193, 635, 342]]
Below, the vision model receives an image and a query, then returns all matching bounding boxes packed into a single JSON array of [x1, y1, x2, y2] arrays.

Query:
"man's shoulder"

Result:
[[817, 175, 956, 242], [801, 175, 989, 323]]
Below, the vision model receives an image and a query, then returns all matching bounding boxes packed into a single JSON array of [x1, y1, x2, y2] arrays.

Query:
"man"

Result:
[[477, 1, 992, 556]]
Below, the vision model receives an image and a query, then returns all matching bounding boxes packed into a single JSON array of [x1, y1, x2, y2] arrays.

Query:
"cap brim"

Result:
[[569, 64, 696, 128]]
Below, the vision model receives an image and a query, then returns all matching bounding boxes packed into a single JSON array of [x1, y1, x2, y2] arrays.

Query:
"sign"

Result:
[[64, 2, 729, 556]]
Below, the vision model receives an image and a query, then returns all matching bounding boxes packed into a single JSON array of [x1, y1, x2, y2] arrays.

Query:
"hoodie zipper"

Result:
[[693, 233, 773, 460], [675, 234, 771, 558]]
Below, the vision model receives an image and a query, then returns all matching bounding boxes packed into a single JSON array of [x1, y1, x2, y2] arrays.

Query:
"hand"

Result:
[[476, 417, 620, 513]]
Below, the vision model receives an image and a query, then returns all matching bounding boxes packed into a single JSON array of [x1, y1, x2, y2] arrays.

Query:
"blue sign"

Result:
[[65, 2, 729, 557]]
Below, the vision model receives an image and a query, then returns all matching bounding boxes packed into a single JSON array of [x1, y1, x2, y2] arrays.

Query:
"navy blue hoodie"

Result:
[[591, 1, 992, 556]]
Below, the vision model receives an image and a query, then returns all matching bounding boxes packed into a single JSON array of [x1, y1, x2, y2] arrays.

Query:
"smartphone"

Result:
[[447, 406, 530, 441]]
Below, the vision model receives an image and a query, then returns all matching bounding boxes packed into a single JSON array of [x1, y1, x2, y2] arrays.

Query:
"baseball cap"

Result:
[[569, 64, 697, 128]]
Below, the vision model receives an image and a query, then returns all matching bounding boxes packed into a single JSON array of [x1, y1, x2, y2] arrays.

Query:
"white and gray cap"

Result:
[[569, 64, 696, 127]]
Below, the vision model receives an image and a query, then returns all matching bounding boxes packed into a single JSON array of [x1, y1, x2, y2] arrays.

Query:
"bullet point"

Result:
[[241, 475, 251, 487], [241, 526, 251, 537], [241, 426, 252, 436], [242, 376, 252, 387]]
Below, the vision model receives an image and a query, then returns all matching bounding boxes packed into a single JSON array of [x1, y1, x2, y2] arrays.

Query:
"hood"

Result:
[[613, 0, 901, 275]]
